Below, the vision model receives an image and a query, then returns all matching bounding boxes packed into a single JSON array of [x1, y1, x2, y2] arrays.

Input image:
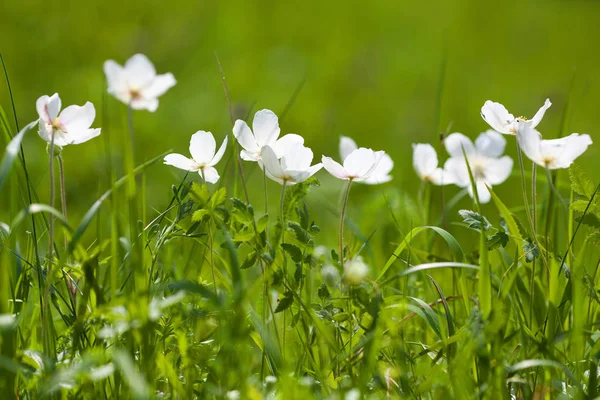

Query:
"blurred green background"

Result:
[[1, 0, 599, 253]]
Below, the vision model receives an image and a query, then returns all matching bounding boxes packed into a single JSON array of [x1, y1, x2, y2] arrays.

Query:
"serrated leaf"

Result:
[[288, 222, 312, 245], [256, 214, 269, 233], [458, 209, 491, 231], [241, 251, 258, 269], [575, 213, 600, 229], [192, 209, 209, 222], [189, 182, 210, 206], [570, 163, 596, 198], [232, 229, 255, 242], [487, 231, 509, 250], [317, 283, 330, 301], [282, 243, 303, 263], [274, 291, 294, 313], [209, 187, 227, 209]]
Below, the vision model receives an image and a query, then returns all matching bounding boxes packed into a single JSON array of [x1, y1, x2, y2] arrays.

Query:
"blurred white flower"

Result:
[[321, 264, 341, 287], [517, 123, 592, 169], [322, 147, 385, 182], [412, 143, 454, 185], [233, 109, 304, 163], [104, 54, 176, 112], [36, 93, 101, 147], [343, 256, 369, 285], [443, 130, 513, 204], [261, 144, 322, 185], [339, 136, 393, 184], [164, 131, 227, 184], [481, 98, 551, 135]]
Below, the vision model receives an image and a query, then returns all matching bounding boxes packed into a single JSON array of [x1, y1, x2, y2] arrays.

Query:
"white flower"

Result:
[[343, 256, 369, 285], [103, 54, 176, 112], [36, 93, 101, 147], [481, 98, 551, 135], [517, 123, 592, 169], [322, 147, 385, 182], [233, 109, 304, 163], [261, 144, 322, 185], [321, 264, 341, 287], [339, 136, 393, 184], [443, 130, 513, 204], [412, 143, 454, 185], [164, 131, 227, 183]]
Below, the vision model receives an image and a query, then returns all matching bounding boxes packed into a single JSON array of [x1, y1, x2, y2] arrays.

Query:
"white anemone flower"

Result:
[[412, 143, 454, 185], [104, 54, 176, 112], [36, 93, 101, 147], [517, 123, 592, 169], [233, 109, 304, 163], [164, 131, 227, 184], [322, 147, 385, 182], [261, 144, 322, 185], [339, 136, 393, 184], [443, 130, 513, 203], [481, 98, 551, 135]]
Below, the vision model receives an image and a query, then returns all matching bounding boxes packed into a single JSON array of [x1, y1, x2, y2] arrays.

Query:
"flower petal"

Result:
[[141, 72, 176, 99], [36, 94, 61, 123], [363, 153, 393, 185], [443, 157, 470, 187], [252, 109, 280, 147], [339, 136, 358, 161], [281, 144, 313, 172], [38, 120, 52, 142], [468, 180, 491, 204], [343, 148, 377, 179], [201, 166, 220, 184], [124, 54, 156, 89], [553, 133, 593, 169], [261, 145, 284, 181], [189, 131, 216, 164], [475, 130, 506, 157], [322, 156, 348, 180], [480, 100, 514, 134], [483, 156, 513, 185], [529, 98, 552, 129], [131, 98, 159, 112], [271, 134, 304, 158], [66, 128, 101, 145], [428, 168, 455, 186], [60, 102, 96, 133], [233, 120, 259, 154], [444, 133, 476, 158], [209, 136, 228, 167], [103, 60, 126, 93], [164, 154, 197, 171], [412, 143, 438, 179], [516, 123, 543, 166]]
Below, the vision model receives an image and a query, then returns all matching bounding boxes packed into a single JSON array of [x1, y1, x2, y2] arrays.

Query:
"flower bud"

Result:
[[343, 256, 369, 285]]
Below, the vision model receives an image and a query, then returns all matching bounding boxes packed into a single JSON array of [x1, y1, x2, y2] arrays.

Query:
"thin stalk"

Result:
[[516, 140, 534, 234], [209, 221, 216, 296], [58, 155, 68, 250], [44, 132, 57, 355], [339, 179, 353, 269], [530, 163, 537, 326], [280, 180, 287, 359]]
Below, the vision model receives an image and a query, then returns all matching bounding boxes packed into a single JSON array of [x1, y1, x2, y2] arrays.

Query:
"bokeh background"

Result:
[[1, 0, 599, 256]]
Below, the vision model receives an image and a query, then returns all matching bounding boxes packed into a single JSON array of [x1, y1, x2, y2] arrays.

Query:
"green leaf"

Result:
[[209, 187, 227, 209], [317, 283, 330, 301], [569, 163, 596, 198], [256, 214, 269, 233], [241, 251, 258, 269], [574, 212, 600, 229], [189, 182, 210, 206], [281, 243, 303, 263], [0, 120, 36, 190], [113, 351, 151, 400], [288, 222, 312, 245], [487, 231, 509, 250], [274, 291, 294, 313], [458, 209, 491, 231], [378, 226, 465, 282], [192, 209, 209, 222]]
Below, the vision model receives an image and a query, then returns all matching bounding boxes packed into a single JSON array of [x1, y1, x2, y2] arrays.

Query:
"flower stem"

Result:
[[516, 140, 534, 234], [339, 179, 353, 270], [530, 162, 537, 326], [209, 220, 216, 296], [280, 180, 287, 243], [58, 155, 68, 250], [44, 131, 56, 356]]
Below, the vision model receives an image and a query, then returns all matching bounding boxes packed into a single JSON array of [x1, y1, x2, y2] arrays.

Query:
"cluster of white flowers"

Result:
[[413, 99, 593, 203], [31, 53, 593, 199]]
